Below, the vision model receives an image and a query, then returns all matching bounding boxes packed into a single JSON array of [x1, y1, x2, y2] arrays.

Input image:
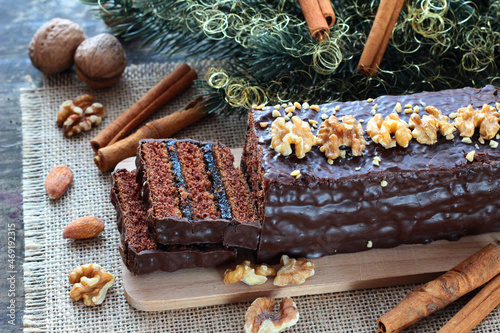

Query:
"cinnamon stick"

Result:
[[298, 0, 330, 41], [377, 243, 500, 333], [437, 273, 500, 333], [94, 97, 207, 171], [358, 0, 404, 75], [318, 0, 336, 27], [91, 63, 196, 153]]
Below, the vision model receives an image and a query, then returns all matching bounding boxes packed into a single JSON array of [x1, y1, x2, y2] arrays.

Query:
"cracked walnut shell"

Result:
[[409, 106, 456, 145], [271, 116, 317, 159], [245, 297, 299, 333], [69, 264, 114, 306], [317, 115, 367, 160], [454, 104, 499, 139], [57, 94, 107, 137], [224, 261, 275, 286], [366, 113, 412, 149], [273, 255, 315, 287]]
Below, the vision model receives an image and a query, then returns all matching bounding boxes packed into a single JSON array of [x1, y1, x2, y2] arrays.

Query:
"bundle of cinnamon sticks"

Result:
[[378, 243, 500, 333], [92, 63, 208, 171], [358, 0, 405, 75]]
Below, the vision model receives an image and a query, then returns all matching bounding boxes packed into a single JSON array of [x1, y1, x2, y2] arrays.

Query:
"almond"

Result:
[[63, 216, 105, 239], [45, 165, 73, 199]]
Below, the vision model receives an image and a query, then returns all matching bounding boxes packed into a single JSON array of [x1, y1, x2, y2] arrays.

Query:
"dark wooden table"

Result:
[[0, 1, 166, 331]]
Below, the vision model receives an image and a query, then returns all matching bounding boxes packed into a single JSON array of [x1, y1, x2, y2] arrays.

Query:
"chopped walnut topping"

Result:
[[462, 137, 472, 144], [317, 115, 367, 160], [335, 106, 340, 111], [311, 105, 320, 112], [293, 102, 301, 110], [259, 122, 269, 128], [446, 134, 455, 140], [394, 102, 402, 113], [274, 255, 315, 287], [380, 180, 388, 187], [57, 95, 106, 137], [272, 110, 282, 118], [270, 116, 317, 159], [274, 104, 281, 110], [367, 240, 373, 248], [244, 297, 299, 333], [413, 106, 420, 113], [367, 98, 374, 103], [285, 106, 295, 114], [290, 170, 301, 178], [224, 260, 268, 286], [455, 104, 500, 139], [479, 136, 485, 144], [366, 113, 412, 149], [465, 150, 475, 162], [302, 102, 310, 110], [409, 106, 456, 145], [490, 140, 499, 148], [372, 156, 381, 166], [404, 108, 413, 114], [321, 113, 328, 120], [405, 104, 412, 109]]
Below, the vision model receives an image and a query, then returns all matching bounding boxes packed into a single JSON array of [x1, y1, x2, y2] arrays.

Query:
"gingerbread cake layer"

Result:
[[111, 169, 237, 275], [136, 139, 260, 249], [243, 85, 500, 262]]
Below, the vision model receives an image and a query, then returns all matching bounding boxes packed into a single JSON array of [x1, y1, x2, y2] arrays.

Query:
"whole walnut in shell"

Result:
[[28, 18, 86, 74], [74, 33, 127, 89]]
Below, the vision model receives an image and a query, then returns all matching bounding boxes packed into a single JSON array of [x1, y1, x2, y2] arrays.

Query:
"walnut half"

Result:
[[271, 116, 317, 159], [273, 255, 315, 287], [366, 113, 412, 149], [224, 261, 276, 286], [454, 104, 500, 140], [69, 263, 115, 306], [57, 95, 107, 137], [409, 106, 456, 145], [317, 115, 367, 160], [244, 297, 299, 333]]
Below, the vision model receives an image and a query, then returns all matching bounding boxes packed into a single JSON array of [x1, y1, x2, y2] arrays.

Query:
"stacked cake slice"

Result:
[[111, 139, 260, 274]]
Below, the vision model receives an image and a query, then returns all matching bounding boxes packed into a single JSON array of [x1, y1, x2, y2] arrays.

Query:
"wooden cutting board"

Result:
[[116, 154, 500, 311]]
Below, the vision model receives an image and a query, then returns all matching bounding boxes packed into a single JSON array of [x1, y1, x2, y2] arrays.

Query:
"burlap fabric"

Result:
[[22, 61, 500, 332]]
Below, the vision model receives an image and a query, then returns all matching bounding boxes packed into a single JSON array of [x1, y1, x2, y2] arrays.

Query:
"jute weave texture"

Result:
[[21, 61, 500, 332]]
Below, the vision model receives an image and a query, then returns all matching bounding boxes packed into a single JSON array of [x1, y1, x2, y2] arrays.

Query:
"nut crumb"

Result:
[[257, 103, 266, 110], [490, 140, 499, 148], [281, 103, 288, 109], [285, 106, 295, 114], [465, 150, 475, 162], [404, 107, 413, 114], [405, 104, 412, 109], [413, 106, 420, 113], [308, 119, 318, 126], [302, 102, 310, 110], [290, 170, 301, 178], [372, 103, 378, 110], [321, 107, 328, 112], [372, 156, 381, 166], [335, 106, 340, 111], [462, 137, 472, 144], [367, 241, 373, 248], [475, 143, 480, 150], [420, 101, 427, 107], [274, 104, 281, 109], [294, 102, 301, 110], [355, 166, 361, 171], [259, 122, 268, 128], [272, 110, 282, 118], [446, 134, 454, 140], [367, 98, 374, 103], [478, 136, 485, 144], [258, 137, 264, 143], [321, 113, 328, 120], [311, 105, 320, 112], [395, 102, 402, 113], [496, 134, 500, 140], [327, 158, 333, 165], [380, 180, 388, 187], [371, 109, 377, 115]]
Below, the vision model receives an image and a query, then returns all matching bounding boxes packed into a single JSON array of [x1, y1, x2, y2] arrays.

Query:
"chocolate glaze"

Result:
[[111, 170, 237, 275], [247, 85, 500, 262], [136, 139, 261, 250]]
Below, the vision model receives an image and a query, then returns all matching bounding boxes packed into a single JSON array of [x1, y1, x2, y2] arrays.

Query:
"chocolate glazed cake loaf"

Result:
[[111, 169, 237, 275], [243, 85, 500, 262], [136, 139, 260, 250]]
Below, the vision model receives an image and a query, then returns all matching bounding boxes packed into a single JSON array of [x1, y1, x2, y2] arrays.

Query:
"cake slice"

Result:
[[136, 139, 261, 250], [243, 85, 500, 262], [111, 169, 237, 275]]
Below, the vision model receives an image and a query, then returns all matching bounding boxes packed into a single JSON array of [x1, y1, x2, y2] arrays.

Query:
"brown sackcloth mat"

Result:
[[21, 61, 500, 332]]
